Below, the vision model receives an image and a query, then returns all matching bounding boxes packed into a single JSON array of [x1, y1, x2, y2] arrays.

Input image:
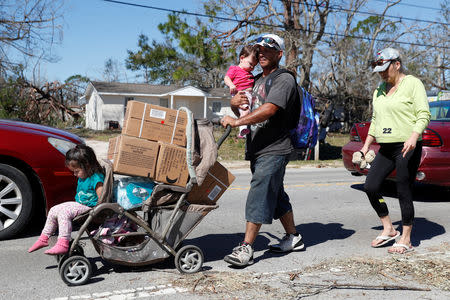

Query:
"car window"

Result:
[[429, 101, 450, 121]]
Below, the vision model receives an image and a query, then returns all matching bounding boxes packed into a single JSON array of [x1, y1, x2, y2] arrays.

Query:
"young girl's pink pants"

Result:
[[42, 202, 91, 239]]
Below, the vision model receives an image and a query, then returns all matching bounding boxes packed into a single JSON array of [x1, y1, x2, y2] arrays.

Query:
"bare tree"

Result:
[[103, 58, 121, 82], [313, 0, 445, 127], [0, 0, 64, 73], [204, 0, 331, 88], [17, 78, 81, 125]]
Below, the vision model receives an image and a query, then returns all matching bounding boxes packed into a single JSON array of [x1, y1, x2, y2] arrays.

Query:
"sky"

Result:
[[39, 0, 445, 83], [41, 0, 203, 82]]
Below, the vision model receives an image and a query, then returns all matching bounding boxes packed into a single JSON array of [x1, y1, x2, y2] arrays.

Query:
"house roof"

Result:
[[86, 81, 229, 98]]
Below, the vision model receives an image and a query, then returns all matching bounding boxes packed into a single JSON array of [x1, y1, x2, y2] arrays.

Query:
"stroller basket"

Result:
[[91, 203, 217, 266]]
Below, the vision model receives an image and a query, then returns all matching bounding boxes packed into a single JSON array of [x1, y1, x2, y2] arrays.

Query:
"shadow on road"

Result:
[[371, 217, 446, 247], [185, 222, 355, 264], [296, 222, 355, 247]]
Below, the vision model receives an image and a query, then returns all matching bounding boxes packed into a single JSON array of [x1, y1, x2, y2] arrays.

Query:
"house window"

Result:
[[212, 101, 221, 113], [124, 97, 134, 114], [160, 98, 169, 108]]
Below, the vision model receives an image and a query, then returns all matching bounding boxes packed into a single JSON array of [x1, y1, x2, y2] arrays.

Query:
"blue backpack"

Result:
[[257, 69, 319, 149]]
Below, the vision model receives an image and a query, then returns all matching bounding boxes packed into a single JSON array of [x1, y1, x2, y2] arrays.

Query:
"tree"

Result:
[[0, 0, 64, 74], [103, 58, 120, 82], [203, 0, 331, 89], [313, 0, 450, 127], [0, 66, 85, 125], [64, 74, 90, 105], [126, 34, 180, 84], [126, 13, 230, 88]]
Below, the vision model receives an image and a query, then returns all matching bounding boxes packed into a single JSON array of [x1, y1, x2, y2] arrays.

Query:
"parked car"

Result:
[[342, 100, 450, 187], [0, 119, 84, 239]]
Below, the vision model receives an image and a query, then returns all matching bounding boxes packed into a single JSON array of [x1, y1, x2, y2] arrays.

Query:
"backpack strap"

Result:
[[255, 68, 296, 95]]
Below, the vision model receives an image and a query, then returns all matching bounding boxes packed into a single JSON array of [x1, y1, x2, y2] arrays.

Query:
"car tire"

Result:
[[0, 164, 33, 239]]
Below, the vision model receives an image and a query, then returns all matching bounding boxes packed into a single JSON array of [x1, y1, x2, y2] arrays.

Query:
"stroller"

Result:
[[56, 112, 231, 286]]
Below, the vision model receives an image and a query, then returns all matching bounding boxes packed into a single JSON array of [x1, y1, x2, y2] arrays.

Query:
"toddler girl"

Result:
[[28, 144, 105, 255], [224, 45, 258, 138]]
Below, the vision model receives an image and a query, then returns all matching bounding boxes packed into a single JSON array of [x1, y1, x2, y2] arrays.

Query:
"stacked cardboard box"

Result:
[[187, 162, 235, 205], [107, 135, 159, 178], [122, 101, 187, 147], [155, 143, 189, 187], [108, 101, 189, 187]]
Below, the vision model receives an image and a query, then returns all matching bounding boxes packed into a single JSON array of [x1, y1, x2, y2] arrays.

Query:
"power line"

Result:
[[101, 0, 450, 50], [330, 3, 447, 26], [370, 0, 442, 11], [280, 0, 448, 26]]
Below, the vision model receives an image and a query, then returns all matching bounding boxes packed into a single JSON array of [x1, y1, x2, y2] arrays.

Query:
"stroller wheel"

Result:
[[175, 245, 204, 274], [59, 255, 92, 286]]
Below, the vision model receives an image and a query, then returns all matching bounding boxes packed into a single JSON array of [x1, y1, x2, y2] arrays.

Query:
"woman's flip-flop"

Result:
[[371, 230, 400, 248], [388, 243, 414, 254]]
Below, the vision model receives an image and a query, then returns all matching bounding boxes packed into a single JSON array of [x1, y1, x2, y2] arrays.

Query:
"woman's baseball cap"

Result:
[[371, 48, 400, 72], [255, 34, 285, 51]]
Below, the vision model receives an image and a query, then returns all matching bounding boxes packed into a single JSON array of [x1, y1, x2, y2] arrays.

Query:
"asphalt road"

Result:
[[1, 165, 449, 299]]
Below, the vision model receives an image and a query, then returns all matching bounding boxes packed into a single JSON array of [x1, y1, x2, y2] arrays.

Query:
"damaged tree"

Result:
[[20, 80, 82, 124], [0, 0, 63, 73], [204, 0, 331, 89], [1, 72, 82, 125]]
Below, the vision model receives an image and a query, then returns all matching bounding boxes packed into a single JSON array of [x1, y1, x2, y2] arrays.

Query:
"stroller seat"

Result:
[[73, 159, 115, 226]]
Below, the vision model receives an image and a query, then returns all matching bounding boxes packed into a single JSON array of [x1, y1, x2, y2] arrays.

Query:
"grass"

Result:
[[68, 128, 121, 142], [68, 126, 348, 165], [214, 126, 348, 164]]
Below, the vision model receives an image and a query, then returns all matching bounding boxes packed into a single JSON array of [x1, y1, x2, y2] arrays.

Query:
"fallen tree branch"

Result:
[[293, 281, 431, 299]]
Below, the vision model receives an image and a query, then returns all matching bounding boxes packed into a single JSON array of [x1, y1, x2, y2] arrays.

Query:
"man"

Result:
[[221, 34, 304, 267]]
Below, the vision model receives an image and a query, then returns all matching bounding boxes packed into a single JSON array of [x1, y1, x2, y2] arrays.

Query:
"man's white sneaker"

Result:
[[269, 233, 305, 253], [224, 242, 254, 267]]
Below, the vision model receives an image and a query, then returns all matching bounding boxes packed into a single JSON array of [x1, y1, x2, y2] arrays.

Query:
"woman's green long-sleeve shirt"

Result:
[[368, 75, 431, 143]]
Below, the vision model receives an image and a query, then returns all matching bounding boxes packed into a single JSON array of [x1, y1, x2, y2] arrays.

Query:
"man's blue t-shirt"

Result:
[[75, 173, 105, 207]]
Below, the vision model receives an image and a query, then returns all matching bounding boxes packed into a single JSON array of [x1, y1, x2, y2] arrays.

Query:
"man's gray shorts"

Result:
[[246, 154, 292, 224]]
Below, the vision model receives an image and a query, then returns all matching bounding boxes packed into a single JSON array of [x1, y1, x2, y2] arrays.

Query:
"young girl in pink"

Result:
[[224, 45, 258, 138], [28, 144, 105, 255]]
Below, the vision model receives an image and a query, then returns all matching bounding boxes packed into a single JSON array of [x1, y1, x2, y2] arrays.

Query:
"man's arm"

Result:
[[222, 102, 278, 128]]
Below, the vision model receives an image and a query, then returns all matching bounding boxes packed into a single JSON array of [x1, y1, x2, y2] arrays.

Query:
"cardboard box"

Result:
[[108, 135, 160, 178], [122, 101, 187, 147], [187, 162, 235, 205], [155, 143, 189, 187]]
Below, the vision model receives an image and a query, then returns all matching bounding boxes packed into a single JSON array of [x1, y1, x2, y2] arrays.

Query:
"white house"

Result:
[[84, 81, 232, 130]]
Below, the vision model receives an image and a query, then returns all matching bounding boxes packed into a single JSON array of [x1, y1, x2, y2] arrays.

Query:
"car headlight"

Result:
[[48, 137, 77, 156]]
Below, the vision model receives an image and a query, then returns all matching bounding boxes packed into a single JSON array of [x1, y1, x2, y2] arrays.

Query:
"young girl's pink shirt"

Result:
[[226, 65, 254, 91]]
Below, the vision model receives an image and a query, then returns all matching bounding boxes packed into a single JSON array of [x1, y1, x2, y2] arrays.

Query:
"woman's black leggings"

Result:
[[364, 141, 422, 226]]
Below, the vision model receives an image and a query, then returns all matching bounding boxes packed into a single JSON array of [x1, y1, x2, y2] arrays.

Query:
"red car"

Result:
[[0, 119, 84, 239], [342, 100, 450, 187]]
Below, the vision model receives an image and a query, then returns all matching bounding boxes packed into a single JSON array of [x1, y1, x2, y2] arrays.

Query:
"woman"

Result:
[[361, 48, 430, 254]]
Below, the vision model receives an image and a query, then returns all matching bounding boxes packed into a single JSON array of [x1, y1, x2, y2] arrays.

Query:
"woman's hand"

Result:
[[402, 132, 420, 157], [360, 134, 375, 156], [360, 145, 369, 156]]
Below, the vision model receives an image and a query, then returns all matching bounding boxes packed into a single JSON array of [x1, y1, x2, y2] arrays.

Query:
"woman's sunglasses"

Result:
[[255, 37, 281, 50], [370, 59, 395, 68]]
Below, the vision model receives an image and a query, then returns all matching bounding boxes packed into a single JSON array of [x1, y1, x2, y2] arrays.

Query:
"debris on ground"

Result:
[[170, 242, 449, 299]]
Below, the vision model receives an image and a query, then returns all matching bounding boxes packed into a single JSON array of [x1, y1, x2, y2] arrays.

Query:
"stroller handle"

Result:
[[211, 118, 232, 148]]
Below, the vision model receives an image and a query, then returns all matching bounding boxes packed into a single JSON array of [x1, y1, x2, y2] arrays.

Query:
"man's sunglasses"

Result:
[[256, 37, 281, 50], [370, 59, 395, 68]]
